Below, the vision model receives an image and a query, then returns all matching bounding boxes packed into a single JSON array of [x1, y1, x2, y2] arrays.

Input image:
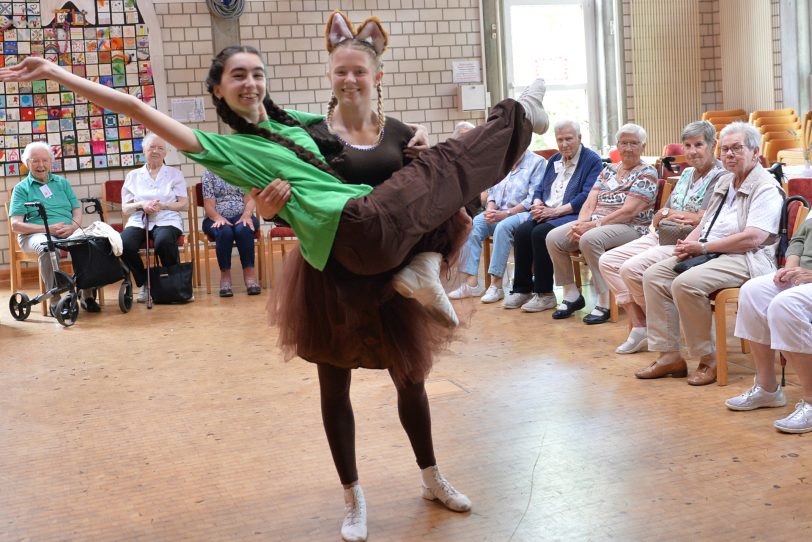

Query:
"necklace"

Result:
[[328, 117, 385, 151]]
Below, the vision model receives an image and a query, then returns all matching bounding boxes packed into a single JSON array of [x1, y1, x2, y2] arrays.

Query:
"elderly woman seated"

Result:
[[546, 123, 658, 323], [598, 120, 726, 353], [635, 121, 784, 386], [724, 214, 812, 432], [120, 133, 189, 303], [201, 169, 261, 296], [502, 119, 603, 312]]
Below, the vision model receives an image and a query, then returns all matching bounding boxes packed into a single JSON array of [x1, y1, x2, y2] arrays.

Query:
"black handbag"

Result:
[[672, 192, 726, 275], [148, 262, 194, 304]]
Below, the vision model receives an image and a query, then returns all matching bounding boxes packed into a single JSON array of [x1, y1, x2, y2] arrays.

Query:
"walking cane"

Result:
[[144, 212, 153, 310]]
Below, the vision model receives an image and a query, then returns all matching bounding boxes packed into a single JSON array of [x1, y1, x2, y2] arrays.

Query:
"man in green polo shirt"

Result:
[[9, 142, 100, 313]]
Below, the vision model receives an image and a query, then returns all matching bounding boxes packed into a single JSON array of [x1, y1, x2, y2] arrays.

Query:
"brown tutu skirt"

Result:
[[268, 210, 471, 387]]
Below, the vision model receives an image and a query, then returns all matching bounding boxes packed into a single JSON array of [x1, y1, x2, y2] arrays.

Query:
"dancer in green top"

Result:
[[0, 46, 547, 328]]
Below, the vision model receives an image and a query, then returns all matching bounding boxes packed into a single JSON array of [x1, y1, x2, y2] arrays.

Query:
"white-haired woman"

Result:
[[120, 133, 188, 302], [598, 120, 726, 354], [635, 121, 784, 385], [546, 123, 658, 324]]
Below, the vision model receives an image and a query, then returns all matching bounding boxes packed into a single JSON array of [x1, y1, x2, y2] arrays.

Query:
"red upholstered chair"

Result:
[[267, 223, 298, 287], [102, 179, 192, 278]]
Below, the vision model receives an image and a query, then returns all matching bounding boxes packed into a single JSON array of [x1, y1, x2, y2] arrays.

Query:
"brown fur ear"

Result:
[[325, 10, 355, 53], [355, 16, 388, 56]]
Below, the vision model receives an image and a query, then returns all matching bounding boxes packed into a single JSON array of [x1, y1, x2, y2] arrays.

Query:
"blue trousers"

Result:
[[202, 214, 259, 271]]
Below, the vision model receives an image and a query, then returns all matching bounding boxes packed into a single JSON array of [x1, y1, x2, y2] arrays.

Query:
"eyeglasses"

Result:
[[720, 144, 749, 155], [618, 141, 641, 149]]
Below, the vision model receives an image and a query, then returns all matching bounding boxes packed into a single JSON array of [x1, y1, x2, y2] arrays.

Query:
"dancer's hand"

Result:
[[251, 179, 291, 219], [0, 56, 56, 82], [404, 123, 430, 158]]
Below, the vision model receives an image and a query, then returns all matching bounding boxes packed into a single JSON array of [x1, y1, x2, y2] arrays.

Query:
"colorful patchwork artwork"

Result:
[[0, 1, 152, 175]]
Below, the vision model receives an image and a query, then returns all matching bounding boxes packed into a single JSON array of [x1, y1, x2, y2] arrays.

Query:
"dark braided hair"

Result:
[[206, 46, 346, 179]]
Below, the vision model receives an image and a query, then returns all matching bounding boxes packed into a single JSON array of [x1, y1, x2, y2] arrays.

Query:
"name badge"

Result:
[[554, 161, 563, 173], [39, 184, 53, 198], [606, 178, 619, 190]]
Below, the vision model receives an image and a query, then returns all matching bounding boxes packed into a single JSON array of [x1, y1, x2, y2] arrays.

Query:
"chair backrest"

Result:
[[764, 139, 804, 163], [101, 179, 125, 232], [749, 108, 797, 123], [534, 148, 559, 160], [704, 115, 747, 125], [608, 148, 621, 163], [702, 108, 746, 121], [755, 117, 800, 130], [657, 179, 674, 210], [661, 143, 685, 157]]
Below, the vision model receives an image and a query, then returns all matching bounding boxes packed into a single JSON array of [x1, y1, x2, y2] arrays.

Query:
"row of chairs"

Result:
[[702, 107, 812, 164]]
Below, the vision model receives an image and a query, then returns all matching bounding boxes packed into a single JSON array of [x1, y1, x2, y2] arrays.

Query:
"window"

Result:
[[503, 0, 598, 149]]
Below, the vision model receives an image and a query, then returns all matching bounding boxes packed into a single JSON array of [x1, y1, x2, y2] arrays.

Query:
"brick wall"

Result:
[[1, 0, 485, 270]]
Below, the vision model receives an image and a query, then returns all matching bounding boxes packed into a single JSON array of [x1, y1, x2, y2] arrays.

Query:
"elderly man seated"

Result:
[[503, 119, 603, 312], [9, 142, 99, 313], [448, 149, 546, 303]]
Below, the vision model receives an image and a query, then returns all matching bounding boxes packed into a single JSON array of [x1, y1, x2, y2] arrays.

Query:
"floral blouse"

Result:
[[591, 162, 658, 235], [201, 169, 247, 218]]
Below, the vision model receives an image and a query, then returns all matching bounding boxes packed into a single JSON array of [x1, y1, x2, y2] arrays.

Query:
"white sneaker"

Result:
[[774, 400, 812, 433], [520, 293, 558, 312], [136, 285, 149, 304], [420, 465, 472, 512], [480, 285, 504, 304], [725, 377, 786, 411], [341, 485, 367, 542], [517, 78, 549, 134], [392, 252, 459, 327], [447, 282, 486, 300], [502, 292, 533, 309], [615, 329, 649, 354]]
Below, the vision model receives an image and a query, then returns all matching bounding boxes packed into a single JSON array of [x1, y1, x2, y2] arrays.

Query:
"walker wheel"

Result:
[[54, 293, 79, 327], [9, 292, 31, 321], [119, 282, 133, 313]]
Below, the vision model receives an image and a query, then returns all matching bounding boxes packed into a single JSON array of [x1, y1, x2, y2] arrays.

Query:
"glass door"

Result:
[[503, 0, 597, 149]]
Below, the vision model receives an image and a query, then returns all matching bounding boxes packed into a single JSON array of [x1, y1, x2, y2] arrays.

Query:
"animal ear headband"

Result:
[[325, 10, 388, 56]]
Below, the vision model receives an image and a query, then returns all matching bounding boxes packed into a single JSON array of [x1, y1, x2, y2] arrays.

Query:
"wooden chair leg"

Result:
[[715, 300, 728, 386], [483, 237, 492, 288], [204, 239, 212, 295], [572, 260, 583, 289], [268, 241, 276, 288], [609, 291, 619, 323], [741, 339, 750, 354]]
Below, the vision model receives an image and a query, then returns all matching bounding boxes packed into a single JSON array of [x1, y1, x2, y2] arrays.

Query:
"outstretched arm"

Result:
[[0, 57, 203, 153]]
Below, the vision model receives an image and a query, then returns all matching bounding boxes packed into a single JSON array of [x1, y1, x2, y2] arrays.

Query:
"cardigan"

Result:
[[531, 145, 604, 227]]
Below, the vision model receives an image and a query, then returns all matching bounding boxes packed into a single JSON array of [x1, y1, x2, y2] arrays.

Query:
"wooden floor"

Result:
[[2, 265, 812, 541]]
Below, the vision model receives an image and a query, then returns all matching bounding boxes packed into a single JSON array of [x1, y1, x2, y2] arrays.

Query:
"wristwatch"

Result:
[[701, 242, 707, 255], [661, 208, 669, 217]]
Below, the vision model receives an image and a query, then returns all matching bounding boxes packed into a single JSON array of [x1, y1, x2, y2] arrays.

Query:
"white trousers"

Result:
[[734, 272, 812, 354]]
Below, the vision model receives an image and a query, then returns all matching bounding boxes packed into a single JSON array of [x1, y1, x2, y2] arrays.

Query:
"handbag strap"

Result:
[[699, 190, 728, 242]]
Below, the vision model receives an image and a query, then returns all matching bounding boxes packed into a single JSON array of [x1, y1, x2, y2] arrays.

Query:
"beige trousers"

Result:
[[546, 222, 641, 296], [642, 254, 750, 357]]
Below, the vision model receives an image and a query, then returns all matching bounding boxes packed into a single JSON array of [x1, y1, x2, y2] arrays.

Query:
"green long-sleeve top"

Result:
[[183, 110, 373, 270]]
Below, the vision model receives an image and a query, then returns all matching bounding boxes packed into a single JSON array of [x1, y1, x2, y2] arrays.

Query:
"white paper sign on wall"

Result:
[[170, 97, 206, 123], [452, 60, 482, 83]]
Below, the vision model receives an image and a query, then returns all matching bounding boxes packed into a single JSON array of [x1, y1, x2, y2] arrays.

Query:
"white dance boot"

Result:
[[341, 484, 367, 542], [517, 78, 549, 135], [392, 252, 459, 328], [420, 465, 472, 512]]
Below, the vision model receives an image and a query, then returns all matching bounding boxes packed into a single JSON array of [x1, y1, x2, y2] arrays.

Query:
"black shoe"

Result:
[[583, 306, 611, 325], [81, 297, 101, 313], [219, 286, 233, 298], [246, 284, 261, 296], [551, 295, 585, 319]]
